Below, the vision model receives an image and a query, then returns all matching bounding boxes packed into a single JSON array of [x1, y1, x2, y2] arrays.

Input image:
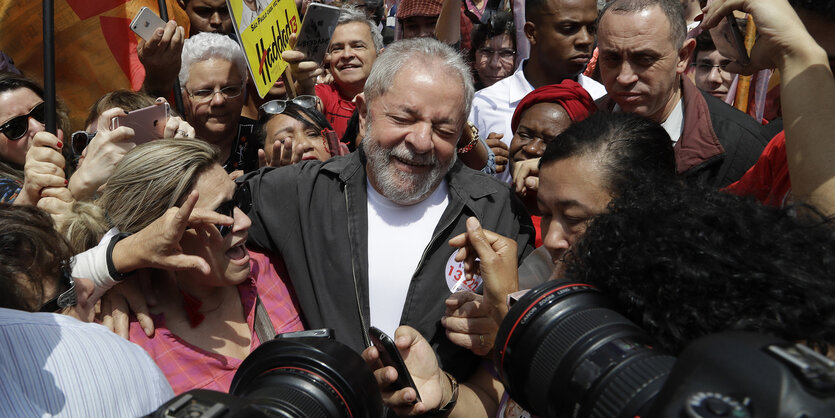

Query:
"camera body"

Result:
[[495, 280, 835, 418], [147, 330, 383, 418]]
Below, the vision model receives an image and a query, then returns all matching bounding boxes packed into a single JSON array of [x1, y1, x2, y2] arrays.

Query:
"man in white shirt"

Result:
[[469, 0, 607, 182]]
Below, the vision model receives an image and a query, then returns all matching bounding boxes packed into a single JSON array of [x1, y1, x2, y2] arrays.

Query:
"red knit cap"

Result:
[[511, 80, 596, 133], [396, 0, 444, 19]]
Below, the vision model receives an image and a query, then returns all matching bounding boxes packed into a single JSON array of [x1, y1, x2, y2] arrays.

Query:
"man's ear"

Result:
[[676, 38, 697, 75], [355, 92, 368, 144], [524, 21, 537, 46]]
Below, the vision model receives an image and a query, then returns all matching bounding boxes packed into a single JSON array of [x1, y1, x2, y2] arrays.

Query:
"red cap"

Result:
[[396, 0, 444, 19], [511, 80, 596, 133]]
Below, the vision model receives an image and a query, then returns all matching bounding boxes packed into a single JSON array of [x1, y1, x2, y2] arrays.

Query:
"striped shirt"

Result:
[[129, 250, 305, 394], [0, 308, 174, 417]]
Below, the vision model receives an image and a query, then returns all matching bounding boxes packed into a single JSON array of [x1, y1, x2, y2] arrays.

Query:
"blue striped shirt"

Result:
[[0, 308, 174, 417]]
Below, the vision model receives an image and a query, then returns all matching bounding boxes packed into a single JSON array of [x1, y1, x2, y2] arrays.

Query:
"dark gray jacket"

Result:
[[241, 150, 535, 379]]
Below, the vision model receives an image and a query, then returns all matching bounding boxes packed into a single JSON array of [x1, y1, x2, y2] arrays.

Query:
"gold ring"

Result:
[[479, 334, 485, 347]]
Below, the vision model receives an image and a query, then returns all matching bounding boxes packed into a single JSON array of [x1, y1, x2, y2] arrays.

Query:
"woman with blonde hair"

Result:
[[67, 138, 304, 394]]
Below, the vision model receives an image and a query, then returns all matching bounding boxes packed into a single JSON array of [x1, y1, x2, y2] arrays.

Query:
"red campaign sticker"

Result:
[[445, 252, 483, 293]]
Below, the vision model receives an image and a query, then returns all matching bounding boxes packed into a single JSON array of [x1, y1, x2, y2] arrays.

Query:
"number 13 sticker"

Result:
[[445, 252, 483, 293]]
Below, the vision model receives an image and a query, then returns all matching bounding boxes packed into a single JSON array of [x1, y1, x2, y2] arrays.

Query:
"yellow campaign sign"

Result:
[[227, 0, 300, 98]]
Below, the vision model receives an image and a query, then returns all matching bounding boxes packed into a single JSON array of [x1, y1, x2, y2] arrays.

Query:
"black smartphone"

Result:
[[294, 2, 342, 66], [708, 14, 751, 66], [368, 326, 422, 402]]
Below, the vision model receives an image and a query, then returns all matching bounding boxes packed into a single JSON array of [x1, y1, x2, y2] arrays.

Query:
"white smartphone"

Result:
[[294, 2, 342, 66], [130, 6, 167, 41], [110, 102, 170, 145]]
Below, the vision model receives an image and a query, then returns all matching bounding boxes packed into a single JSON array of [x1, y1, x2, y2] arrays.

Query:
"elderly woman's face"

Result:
[[0, 87, 45, 166], [509, 103, 572, 168], [179, 164, 253, 286], [473, 33, 515, 87], [263, 113, 331, 163]]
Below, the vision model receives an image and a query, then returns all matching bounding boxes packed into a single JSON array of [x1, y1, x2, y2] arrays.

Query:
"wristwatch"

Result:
[[425, 371, 458, 416]]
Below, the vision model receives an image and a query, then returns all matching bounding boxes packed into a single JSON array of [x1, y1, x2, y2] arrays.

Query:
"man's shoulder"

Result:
[[699, 91, 770, 146], [447, 162, 511, 200]]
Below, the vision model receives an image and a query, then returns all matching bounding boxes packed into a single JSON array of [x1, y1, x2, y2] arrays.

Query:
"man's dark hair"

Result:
[[788, 0, 835, 18], [564, 179, 835, 354], [255, 102, 334, 149], [469, 11, 516, 66], [525, 0, 549, 22], [540, 112, 677, 197], [0, 204, 73, 312], [693, 30, 716, 56], [600, 0, 687, 49]]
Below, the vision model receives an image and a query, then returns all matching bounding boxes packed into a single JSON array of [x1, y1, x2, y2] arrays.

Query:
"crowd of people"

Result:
[[1, 0, 833, 416]]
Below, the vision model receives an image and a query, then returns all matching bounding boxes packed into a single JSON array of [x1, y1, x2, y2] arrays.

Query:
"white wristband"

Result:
[[71, 228, 122, 304]]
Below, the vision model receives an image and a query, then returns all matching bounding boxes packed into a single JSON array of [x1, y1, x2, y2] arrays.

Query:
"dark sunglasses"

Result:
[[214, 183, 252, 237], [38, 265, 77, 313], [259, 95, 319, 116], [71, 130, 96, 155], [0, 102, 46, 140]]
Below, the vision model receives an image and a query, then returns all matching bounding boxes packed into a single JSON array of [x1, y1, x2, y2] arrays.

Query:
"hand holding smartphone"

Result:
[[368, 326, 422, 402], [294, 2, 342, 66], [110, 102, 170, 145], [130, 7, 167, 41]]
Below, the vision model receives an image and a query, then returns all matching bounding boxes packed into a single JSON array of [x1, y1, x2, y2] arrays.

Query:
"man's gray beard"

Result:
[[363, 123, 457, 206]]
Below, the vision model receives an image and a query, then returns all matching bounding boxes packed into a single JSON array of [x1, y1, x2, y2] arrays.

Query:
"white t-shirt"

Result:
[[366, 180, 449, 336]]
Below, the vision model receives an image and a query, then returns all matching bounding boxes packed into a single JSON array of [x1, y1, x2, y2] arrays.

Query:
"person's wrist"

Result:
[[426, 371, 458, 416], [110, 234, 141, 277]]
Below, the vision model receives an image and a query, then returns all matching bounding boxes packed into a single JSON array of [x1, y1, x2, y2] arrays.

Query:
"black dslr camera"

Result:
[[495, 281, 835, 418], [147, 330, 383, 418]]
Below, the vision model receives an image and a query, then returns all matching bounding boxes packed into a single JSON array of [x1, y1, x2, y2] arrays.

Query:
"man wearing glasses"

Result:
[[180, 32, 259, 174]]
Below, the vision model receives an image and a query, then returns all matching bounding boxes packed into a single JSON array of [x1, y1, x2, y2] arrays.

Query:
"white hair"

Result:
[[364, 37, 474, 117], [337, 5, 385, 52], [179, 32, 249, 87]]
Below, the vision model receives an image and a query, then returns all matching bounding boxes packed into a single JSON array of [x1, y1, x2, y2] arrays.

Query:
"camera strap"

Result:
[[254, 296, 276, 343]]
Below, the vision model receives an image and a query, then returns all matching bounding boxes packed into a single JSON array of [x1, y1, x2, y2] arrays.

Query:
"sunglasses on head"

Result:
[[0, 102, 46, 140], [38, 265, 77, 313], [214, 183, 252, 237], [259, 95, 319, 116]]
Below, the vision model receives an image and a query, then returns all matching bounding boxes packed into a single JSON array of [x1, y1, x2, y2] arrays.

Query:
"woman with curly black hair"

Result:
[[563, 177, 835, 354]]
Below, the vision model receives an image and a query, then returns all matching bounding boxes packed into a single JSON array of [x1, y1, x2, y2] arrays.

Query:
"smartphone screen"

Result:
[[368, 326, 422, 402], [110, 102, 169, 145], [295, 2, 342, 66]]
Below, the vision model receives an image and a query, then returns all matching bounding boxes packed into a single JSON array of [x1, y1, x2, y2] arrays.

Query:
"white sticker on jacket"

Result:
[[445, 251, 483, 293]]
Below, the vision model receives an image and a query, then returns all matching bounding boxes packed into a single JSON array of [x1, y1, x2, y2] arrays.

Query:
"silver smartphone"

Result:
[[130, 6, 167, 41], [294, 2, 342, 66]]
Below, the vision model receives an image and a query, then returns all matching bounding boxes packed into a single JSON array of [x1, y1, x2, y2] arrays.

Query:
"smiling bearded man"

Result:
[[239, 37, 534, 390]]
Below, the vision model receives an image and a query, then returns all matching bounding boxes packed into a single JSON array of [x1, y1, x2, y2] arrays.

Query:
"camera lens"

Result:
[[495, 280, 675, 418], [230, 336, 383, 418]]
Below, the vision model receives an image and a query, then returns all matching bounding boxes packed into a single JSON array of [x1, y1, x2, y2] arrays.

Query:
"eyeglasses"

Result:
[[0, 102, 45, 140], [214, 183, 252, 237], [259, 95, 320, 116], [38, 265, 77, 313], [692, 62, 732, 74], [476, 48, 516, 63], [186, 84, 244, 103], [71, 130, 96, 155]]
